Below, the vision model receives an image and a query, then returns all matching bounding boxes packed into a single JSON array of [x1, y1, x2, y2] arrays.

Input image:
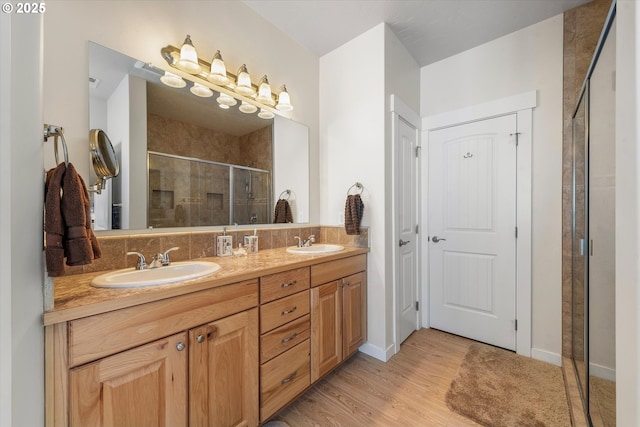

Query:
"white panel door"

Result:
[[396, 116, 418, 344], [428, 114, 517, 350]]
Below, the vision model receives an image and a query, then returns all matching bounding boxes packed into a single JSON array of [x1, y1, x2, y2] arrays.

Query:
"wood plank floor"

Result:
[[273, 328, 481, 426]]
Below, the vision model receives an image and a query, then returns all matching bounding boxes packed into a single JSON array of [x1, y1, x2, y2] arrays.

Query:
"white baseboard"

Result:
[[590, 362, 616, 382], [359, 342, 395, 362], [531, 348, 562, 367]]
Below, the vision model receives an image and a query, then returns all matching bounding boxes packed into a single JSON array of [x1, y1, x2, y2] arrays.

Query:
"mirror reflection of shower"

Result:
[[233, 168, 271, 225]]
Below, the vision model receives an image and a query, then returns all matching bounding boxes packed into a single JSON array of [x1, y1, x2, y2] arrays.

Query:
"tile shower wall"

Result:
[[60, 226, 369, 276], [562, 0, 612, 358]]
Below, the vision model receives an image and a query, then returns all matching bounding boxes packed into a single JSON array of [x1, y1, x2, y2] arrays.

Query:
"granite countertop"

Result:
[[44, 246, 369, 326]]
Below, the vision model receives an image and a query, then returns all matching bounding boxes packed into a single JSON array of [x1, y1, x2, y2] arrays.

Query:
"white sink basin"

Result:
[[286, 244, 345, 255], [91, 261, 221, 288]]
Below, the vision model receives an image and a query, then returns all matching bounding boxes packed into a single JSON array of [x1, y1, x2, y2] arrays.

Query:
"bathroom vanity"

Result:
[[44, 247, 368, 427]]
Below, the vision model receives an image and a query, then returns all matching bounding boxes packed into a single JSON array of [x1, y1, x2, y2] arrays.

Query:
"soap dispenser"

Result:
[[217, 227, 233, 257]]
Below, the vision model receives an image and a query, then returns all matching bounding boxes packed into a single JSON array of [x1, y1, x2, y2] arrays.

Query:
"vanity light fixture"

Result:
[[176, 35, 202, 74], [235, 64, 255, 96], [276, 85, 294, 112], [239, 101, 258, 114], [208, 50, 229, 86], [256, 75, 275, 106], [160, 71, 187, 88], [216, 92, 237, 107], [190, 83, 213, 98], [258, 109, 275, 119]]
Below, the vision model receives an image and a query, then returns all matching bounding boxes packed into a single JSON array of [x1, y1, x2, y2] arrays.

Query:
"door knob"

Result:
[[431, 236, 446, 243], [399, 239, 411, 247]]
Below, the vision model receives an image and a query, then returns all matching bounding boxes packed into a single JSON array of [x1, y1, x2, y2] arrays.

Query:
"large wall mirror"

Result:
[[89, 42, 309, 231]]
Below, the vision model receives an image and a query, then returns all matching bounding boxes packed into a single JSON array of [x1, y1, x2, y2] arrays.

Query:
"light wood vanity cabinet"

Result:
[[258, 267, 311, 422], [310, 255, 367, 382], [48, 279, 259, 427]]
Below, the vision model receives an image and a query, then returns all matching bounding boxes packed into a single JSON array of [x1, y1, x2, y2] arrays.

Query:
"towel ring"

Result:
[[279, 189, 291, 200], [347, 182, 364, 197], [44, 124, 69, 166]]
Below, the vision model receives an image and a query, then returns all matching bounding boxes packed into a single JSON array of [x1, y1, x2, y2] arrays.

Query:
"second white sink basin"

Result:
[[286, 244, 345, 255], [91, 261, 221, 288]]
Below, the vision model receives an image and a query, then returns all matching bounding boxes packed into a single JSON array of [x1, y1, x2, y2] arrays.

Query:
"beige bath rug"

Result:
[[446, 343, 571, 427]]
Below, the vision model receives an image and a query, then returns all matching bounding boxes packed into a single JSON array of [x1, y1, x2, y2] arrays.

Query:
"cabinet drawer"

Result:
[[261, 314, 310, 363], [260, 339, 310, 422], [69, 280, 258, 367], [260, 267, 310, 304], [311, 254, 366, 287], [260, 291, 309, 334]]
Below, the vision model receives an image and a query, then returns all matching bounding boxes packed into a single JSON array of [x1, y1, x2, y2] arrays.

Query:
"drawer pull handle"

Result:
[[281, 306, 297, 316], [281, 280, 297, 288], [281, 332, 298, 344], [281, 371, 298, 385]]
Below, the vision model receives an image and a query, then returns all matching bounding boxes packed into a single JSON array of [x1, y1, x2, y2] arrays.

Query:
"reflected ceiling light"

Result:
[[176, 35, 201, 74], [217, 92, 237, 107], [190, 83, 213, 98], [258, 109, 275, 119], [256, 75, 274, 106], [160, 71, 186, 88], [235, 64, 255, 96], [239, 101, 258, 114], [276, 85, 293, 111], [218, 103, 230, 110], [207, 50, 230, 86]]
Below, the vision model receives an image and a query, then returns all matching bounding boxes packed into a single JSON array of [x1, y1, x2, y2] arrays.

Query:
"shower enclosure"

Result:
[[148, 152, 271, 227], [571, 4, 616, 426]]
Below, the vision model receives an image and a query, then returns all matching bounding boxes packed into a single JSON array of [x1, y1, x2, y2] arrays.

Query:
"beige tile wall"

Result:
[[63, 225, 369, 276]]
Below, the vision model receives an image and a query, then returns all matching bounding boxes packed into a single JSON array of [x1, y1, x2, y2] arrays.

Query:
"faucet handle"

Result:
[[127, 251, 147, 270], [162, 247, 180, 265]]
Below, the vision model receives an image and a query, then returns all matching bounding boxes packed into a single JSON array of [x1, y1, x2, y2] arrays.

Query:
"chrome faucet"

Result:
[[127, 247, 179, 270], [294, 235, 315, 247]]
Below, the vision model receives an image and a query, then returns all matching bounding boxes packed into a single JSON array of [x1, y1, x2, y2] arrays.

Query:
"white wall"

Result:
[[0, 12, 45, 427], [42, 0, 320, 223], [615, 1, 640, 424], [420, 16, 564, 359], [320, 24, 388, 358], [320, 23, 420, 359]]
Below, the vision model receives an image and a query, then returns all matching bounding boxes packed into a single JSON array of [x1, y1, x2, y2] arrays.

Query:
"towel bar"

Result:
[[346, 182, 364, 197], [44, 124, 69, 166], [279, 189, 291, 200]]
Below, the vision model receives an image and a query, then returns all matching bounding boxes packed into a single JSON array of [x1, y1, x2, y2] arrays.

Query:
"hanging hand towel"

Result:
[[62, 163, 102, 266], [273, 198, 293, 223], [44, 163, 67, 277], [344, 194, 364, 235]]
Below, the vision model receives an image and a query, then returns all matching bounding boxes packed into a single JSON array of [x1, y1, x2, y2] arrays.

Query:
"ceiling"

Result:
[[243, 0, 591, 67]]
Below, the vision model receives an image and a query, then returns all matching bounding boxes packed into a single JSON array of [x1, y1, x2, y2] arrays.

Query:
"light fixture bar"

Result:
[[160, 44, 290, 115]]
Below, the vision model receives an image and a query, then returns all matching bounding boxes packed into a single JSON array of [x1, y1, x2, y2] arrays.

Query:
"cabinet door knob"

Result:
[[281, 306, 297, 316], [281, 280, 297, 288], [196, 334, 205, 343], [281, 371, 298, 384], [176, 342, 185, 351]]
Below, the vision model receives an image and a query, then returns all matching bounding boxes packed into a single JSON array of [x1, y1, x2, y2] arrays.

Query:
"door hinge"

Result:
[[415, 145, 421, 157], [415, 224, 419, 234], [515, 227, 518, 238], [415, 301, 420, 311], [515, 319, 518, 331]]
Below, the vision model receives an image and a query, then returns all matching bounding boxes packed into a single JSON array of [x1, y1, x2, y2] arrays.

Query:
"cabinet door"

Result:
[[69, 332, 188, 427], [189, 308, 258, 427], [342, 272, 367, 357], [310, 280, 343, 382]]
